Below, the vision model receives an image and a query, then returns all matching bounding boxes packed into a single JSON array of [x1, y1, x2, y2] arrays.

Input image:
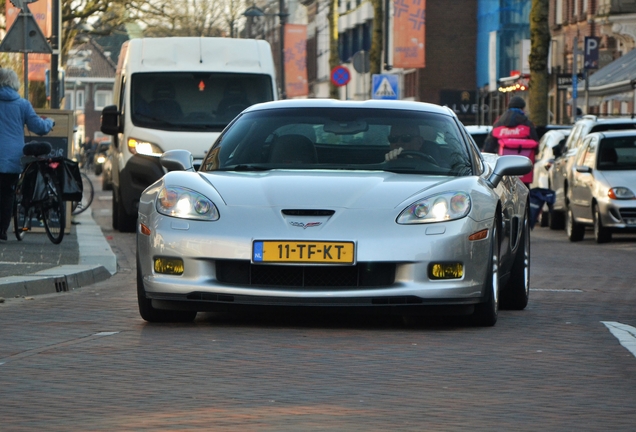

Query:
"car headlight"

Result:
[[397, 191, 471, 224], [96, 155, 106, 164], [608, 187, 636, 200], [156, 187, 219, 221], [128, 137, 163, 156]]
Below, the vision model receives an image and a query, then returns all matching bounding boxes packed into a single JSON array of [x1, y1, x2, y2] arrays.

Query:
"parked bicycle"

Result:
[[71, 172, 94, 215], [13, 141, 82, 244]]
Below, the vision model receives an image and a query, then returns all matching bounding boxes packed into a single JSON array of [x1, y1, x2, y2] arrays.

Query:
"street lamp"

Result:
[[243, 2, 288, 99]]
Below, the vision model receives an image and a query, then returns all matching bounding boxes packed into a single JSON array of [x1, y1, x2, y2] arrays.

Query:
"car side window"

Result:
[[579, 139, 597, 168]]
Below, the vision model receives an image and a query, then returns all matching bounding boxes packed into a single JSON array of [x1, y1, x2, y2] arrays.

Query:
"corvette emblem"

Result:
[[290, 221, 322, 229]]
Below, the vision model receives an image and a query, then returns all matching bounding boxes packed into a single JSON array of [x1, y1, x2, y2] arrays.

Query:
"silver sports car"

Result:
[[136, 99, 532, 326]]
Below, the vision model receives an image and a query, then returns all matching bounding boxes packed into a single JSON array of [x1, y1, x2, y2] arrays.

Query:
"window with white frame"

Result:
[[583, 0, 588, 13], [556, 0, 563, 25], [94, 90, 112, 110], [63, 91, 73, 110], [76, 90, 85, 110], [574, 0, 579, 16]]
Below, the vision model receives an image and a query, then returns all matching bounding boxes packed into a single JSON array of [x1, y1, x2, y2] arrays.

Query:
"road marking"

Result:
[[530, 289, 583, 292], [602, 321, 636, 358], [0, 331, 121, 366], [0, 261, 45, 265]]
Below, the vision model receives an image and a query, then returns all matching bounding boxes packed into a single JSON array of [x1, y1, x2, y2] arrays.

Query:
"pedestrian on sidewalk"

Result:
[[0, 67, 55, 241]]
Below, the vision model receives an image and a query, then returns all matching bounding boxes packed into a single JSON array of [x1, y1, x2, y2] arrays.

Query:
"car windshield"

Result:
[[597, 137, 636, 170], [130, 72, 274, 131], [200, 108, 473, 176]]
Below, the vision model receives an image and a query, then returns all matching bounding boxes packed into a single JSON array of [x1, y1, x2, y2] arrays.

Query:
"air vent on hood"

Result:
[[282, 209, 335, 216]]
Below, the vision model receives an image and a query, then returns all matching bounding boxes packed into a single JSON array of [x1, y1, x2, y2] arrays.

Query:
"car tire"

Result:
[[539, 209, 549, 227], [472, 217, 500, 327], [501, 208, 530, 310], [566, 206, 585, 242], [112, 189, 119, 230], [116, 188, 137, 233], [593, 203, 612, 244], [102, 173, 112, 191], [548, 209, 565, 230], [137, 255, 197, 323], [95, 165, 102, 176]]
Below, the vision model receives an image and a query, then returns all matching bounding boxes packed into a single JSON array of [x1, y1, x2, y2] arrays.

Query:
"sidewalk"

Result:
[[0, 208, 116, 299]]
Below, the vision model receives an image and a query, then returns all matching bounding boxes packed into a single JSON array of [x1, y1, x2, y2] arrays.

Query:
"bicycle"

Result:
[[71, 172, 94, 215], [13, 142, 67, 244]]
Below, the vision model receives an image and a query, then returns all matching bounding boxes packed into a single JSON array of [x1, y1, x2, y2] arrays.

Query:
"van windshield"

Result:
[[130, 72, 274, 131]]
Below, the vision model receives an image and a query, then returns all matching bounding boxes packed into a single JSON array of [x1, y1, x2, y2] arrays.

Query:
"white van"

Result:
[[100, 37, 278, 232]]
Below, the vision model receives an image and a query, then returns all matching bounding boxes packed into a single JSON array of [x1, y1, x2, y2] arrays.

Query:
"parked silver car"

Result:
[[566, 130, 636, 243], [136, 99, 532, 326], [549, 115, 636, 229]]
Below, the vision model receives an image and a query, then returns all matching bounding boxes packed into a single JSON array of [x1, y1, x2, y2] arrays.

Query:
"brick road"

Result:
[[1, 189, 635, 431]]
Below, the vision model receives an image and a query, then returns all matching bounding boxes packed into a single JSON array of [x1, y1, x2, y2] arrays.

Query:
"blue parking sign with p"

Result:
[[584, 37, 600, 70]]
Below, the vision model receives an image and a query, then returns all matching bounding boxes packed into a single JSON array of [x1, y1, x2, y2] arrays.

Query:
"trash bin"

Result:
[[498, 139, 538, 184], [529, 188, 555, 229]]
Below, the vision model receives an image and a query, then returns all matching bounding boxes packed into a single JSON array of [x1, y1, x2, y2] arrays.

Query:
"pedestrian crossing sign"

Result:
[[372, 74, 399, 100]]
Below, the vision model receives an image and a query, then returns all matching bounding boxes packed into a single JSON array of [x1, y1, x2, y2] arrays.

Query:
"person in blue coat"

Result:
[[0, 67, 55, 240]]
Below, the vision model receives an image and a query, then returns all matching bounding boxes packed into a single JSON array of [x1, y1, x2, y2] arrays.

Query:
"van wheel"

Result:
[[117, 192, 137, 232], [112, 189, 119, 230]]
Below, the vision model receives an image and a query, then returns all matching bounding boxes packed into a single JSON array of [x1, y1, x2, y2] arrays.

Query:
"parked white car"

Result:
[[531, 129, 571, 190]]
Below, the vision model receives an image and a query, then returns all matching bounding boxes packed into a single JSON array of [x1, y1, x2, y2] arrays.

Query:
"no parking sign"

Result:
[[331, 66, 351, 87]]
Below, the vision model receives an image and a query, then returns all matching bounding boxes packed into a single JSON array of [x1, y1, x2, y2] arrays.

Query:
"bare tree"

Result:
[[529, 0, 550, 127]]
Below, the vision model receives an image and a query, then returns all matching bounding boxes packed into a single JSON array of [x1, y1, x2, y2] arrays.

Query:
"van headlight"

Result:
[[128, 137, 163, 156], [397, 191, 471, 224], [156, 187, 219, 221]]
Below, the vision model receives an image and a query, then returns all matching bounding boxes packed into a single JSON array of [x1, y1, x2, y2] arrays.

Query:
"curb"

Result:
[[0, 206, 117, 300], [0, 264, 112, 298]]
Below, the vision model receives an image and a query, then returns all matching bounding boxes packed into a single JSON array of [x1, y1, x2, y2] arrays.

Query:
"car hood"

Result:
[[197, 170, 459, 209], [598, 170, 636, 189]]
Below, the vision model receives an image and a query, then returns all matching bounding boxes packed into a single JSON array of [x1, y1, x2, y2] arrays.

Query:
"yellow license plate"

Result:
[[253, 241, 355, 263]]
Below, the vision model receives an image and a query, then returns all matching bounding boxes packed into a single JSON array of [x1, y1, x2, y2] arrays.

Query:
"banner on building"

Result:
[[284, 24, 309, 98], [393, 0, 426, 69], [5, 0, 51, 81]]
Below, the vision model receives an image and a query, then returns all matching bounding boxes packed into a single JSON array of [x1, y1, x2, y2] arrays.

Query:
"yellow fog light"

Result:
[[154, 257, 184, 275], [429, 262, 463, 280]]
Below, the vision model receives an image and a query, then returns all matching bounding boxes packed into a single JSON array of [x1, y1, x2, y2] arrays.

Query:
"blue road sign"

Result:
[[331, 66, 351, 87], [372, 74, 399, 100]]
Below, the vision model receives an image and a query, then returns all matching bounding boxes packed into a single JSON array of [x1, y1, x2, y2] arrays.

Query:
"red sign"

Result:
[[331, 66, 351, 87]]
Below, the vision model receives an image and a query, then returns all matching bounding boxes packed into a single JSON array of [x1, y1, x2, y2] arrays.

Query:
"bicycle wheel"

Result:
[[72, 172, 94, 215], [13, 189, 32, 241], [42, 175, 65, 244]]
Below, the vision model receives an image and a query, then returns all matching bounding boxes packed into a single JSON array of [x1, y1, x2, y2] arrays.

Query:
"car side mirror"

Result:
[[575, 165, 592, 173], [161, 149, 195, 172], [487, 155, 533, 188], [100, 105, 122, 136]]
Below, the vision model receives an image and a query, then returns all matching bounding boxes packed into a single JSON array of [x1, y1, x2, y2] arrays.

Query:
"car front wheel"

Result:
[[501, 207, 530, 310], [472, 218, 500, 327], [593, 203, 612, 244], [566, 206, 585, 242], [136, 255, 197, 323]]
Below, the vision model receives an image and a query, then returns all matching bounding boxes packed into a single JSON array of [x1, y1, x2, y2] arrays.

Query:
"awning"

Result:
[[586, 48, 636, 97]]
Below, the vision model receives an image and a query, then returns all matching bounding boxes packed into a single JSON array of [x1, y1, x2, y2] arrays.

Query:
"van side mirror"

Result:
[[100, 105, 122, 136]]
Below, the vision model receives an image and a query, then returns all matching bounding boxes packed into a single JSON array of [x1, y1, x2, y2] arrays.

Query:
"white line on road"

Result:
[[602, 321, 636, 358], [530, 289, 583, 292]]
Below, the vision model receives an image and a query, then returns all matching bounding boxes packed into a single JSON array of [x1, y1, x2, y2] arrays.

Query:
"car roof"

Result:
[[586, 130, 636, 139], [243, 99, 457, 117]]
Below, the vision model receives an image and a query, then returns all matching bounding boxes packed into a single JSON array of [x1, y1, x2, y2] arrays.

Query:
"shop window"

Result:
[[63, 91, 73, 110]]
